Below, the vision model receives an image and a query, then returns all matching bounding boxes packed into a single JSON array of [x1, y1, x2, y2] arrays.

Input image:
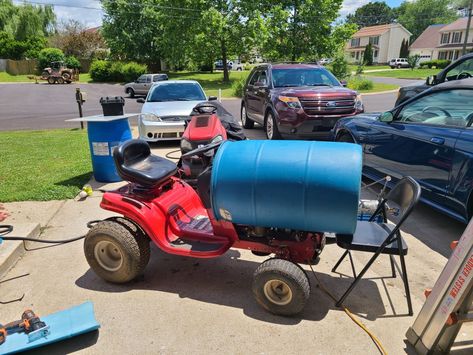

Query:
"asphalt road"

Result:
[[0, 82, 400, 131]]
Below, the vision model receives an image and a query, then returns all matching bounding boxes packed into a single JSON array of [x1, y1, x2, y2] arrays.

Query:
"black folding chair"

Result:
[[332, 176, 421, 315]]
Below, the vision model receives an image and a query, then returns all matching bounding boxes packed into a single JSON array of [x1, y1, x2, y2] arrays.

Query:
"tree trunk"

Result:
[[221, 38, 229, 83], [291, 1, 299, 62]]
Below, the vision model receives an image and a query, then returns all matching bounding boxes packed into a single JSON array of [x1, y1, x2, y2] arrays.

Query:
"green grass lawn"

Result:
[[352, 82, 399, 93], [348, 65, 392, 72], [168, 70, 249, 97], [365, 68, 441, 80], [0, 129, 92, 202], [0, 72, 32, 82], [0, 71, 93, 83]]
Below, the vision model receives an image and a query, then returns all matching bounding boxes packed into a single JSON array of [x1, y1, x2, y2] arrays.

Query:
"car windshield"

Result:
[[272, 68, 340, 88], [148, 83, 206, 102]]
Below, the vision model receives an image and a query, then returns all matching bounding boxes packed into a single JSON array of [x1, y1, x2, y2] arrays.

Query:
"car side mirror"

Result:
[[426, 75, 436, 86], [208, 96, 218, 101], [136, 98, 145, 103], [340, 80, 347, 87], [379, 111, 394, 123]]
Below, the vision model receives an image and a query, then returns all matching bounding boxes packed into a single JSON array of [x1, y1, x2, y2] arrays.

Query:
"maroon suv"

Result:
[[241, 63, 364, 139]]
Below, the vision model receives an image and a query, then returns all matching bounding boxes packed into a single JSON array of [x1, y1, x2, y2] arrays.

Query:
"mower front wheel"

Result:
[[252, 258, 310, 316], [84, 220, 150, 283]]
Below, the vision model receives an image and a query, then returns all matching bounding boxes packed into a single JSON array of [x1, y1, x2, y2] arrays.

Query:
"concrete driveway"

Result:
[[1, 175, 470, 354], [0, 83, 399, 131]]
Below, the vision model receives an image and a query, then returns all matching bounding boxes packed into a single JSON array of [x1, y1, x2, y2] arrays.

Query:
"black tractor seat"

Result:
[[113, 139, 177, 188]]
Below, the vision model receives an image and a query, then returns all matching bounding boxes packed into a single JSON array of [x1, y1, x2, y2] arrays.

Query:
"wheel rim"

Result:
[[266, 115, 274, 139], [241, 106, 246, 125], [94, 240, 124, 272], [263, 279, 293, 306]]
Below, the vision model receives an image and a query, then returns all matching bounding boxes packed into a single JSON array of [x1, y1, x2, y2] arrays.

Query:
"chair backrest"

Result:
[[385, 176, 421, 225]]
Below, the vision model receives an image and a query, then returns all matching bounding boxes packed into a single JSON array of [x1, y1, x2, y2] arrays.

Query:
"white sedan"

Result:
[[137, 80, 214, 141]]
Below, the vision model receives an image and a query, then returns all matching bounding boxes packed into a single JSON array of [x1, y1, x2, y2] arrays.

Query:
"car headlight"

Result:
[[211, 135, 223, 144], [278, 95, 301, 109], [180, 138, 193, 153], [140, 113, 161, 122], [354, 94, 364, 111]]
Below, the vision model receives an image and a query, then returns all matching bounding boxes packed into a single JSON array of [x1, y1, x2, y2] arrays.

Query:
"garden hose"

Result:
[[307, 262, 388, 355], [165, 149, 181, 160], [0, 221, 102, 245]]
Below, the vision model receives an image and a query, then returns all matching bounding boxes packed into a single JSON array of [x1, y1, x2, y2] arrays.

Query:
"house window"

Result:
[[351, 38, 360, 47], [373, 50, 378, 58], [438, 51, 447, 60], [355, 51, 360, 60], [452, 32, 462, 44], [440, 33, 450, 44], [369, 36, 379, 45]]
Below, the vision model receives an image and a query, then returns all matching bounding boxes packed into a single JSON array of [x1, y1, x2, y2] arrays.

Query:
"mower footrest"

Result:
[[170, 238, 226, 252]]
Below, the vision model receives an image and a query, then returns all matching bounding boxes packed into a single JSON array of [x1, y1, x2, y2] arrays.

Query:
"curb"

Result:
[[361, 89, 399, 96], [0, 222, 40, 279]]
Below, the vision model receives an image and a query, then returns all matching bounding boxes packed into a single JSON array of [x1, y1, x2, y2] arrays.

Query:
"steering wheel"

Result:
[[181, 140, 223, 159], [457, 72, 472, 80], [193, 104, 218, 115], [422, 106, 451, 117]]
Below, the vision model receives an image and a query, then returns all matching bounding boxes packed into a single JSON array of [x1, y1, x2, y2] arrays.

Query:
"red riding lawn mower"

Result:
[[178, 101, 246, 184], [84, 134, 362, 316]]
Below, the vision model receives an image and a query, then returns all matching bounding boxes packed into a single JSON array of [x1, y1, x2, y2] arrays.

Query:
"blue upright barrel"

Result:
[[211, 140, 362, 234], [87, 119, 132, 182]]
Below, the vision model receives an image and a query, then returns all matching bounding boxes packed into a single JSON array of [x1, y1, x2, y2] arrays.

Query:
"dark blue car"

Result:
[[332, 79, 473, 223]]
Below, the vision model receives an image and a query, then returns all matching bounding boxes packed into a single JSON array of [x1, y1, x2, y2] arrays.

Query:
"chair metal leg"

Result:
[[395, 233, 413, 316], [390, 255, 396, 278], [336, 249, 384, 307], [348, 251, 357, 278], [332, 250, 349, 273]]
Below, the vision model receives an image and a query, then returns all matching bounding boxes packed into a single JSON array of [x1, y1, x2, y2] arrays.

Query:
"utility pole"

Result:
[[462, 0, 473, 56]]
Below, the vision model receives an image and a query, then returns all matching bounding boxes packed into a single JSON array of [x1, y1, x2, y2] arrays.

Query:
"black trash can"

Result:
[[100, 96, 125, 116]]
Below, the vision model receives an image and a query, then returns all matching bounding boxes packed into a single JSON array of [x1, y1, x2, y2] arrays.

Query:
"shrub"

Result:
[[37, 48, 65, 70], [435, 60, 451, 69], [407, 55, 420, 70], [232, 77, 247, 97], [348, 76, 374, 91], [363, 44, 373, 66], [65, 56, 81, 70], [89, 60, 111, 82], [89, 60, 147, 82], [329, 54, 350, 80], [121, 62, 147, 82]]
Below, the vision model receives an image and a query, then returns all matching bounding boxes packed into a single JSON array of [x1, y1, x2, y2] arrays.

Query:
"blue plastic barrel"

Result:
[[87, 119, 132, 182], [211, 140, 362, 234]]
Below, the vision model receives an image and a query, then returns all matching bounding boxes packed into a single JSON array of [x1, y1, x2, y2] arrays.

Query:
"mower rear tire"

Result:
[[84, 220, 150, 283], [252, 258, 310, 316]]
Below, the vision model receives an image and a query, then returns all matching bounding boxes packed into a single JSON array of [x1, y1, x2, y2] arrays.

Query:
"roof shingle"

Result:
[[409, 24, 445, 49]]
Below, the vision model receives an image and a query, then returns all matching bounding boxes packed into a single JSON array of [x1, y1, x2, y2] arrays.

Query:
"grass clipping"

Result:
[[0, 129, 92, 202]]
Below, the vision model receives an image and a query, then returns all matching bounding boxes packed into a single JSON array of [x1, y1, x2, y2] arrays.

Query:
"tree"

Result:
[[346, 2, 395, 28], [50, 20, 105, 59], [396, 0, 458, 41], [399, 38, 409, 57], [407, 54, 420, 70], [363, 43, 373, 65], [0, 1, 55, 40], [259, 0, 348, 62], [101, 0, 163, 67], [37, 48, 65, 70]]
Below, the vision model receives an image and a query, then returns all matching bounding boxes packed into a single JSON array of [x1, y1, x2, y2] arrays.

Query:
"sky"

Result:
[[13, 0, 405, 28]]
